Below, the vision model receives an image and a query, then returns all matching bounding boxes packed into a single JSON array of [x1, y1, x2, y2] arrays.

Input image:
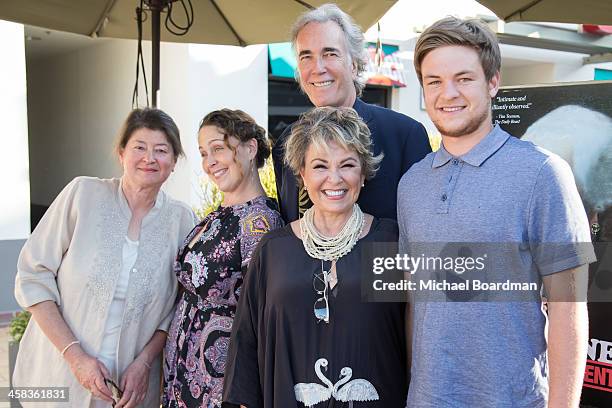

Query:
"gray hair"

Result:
[[291, 3, 366, 96], [284, 106, 382, 186]]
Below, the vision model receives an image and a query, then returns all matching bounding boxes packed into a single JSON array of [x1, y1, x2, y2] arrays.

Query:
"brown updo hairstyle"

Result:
[[199, 109, 270, 168], [115, 108, 184, 161]]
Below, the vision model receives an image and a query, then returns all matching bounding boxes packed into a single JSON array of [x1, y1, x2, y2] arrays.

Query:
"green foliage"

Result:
[[428, 132, 441, 152], [195, 176, 224, 220], [9, 310, 31, 343], [259, 157, 278, 201], [195, 158, 278, 219]]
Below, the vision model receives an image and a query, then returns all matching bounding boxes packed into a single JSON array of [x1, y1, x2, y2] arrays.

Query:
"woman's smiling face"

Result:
[[198, 125, 254, 195], [300, 139, 365, 219]]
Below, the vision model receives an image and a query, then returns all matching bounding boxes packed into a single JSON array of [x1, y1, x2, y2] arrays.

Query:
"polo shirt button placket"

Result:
[[437, 159, 462, 214]]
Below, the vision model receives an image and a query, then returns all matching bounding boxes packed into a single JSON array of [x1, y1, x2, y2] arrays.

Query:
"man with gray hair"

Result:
[[272, 3, 431, 222], [398, 16, 595, 407]]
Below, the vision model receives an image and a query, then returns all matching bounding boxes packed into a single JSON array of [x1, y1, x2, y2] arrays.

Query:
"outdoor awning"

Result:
[[476, 0, 612, 25]]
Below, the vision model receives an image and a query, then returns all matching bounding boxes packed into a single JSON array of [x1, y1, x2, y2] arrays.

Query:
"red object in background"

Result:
[[366, 74, 405, 87], [582, 25, 612, 35]]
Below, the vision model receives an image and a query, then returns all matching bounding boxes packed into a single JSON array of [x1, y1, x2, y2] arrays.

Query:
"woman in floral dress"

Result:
[[163, 109, 283, 407]]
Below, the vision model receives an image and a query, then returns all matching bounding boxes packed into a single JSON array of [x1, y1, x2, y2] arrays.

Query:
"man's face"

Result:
[[295, 21, 357, 108], [421, 45, 499, 139]]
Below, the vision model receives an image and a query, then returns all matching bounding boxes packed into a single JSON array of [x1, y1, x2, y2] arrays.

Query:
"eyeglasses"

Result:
[[104, 378, 123, 407], [313, 261, 330, 323]]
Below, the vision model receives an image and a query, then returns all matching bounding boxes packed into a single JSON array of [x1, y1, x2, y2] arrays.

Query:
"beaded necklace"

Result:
[[299, 204, 364, 261]]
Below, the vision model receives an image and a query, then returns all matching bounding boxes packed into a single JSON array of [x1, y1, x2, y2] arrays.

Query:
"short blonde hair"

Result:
[[284, 107, 382, 186]]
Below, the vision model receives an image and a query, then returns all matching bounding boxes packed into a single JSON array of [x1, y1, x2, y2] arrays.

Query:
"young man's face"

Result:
[[421, 45, 499, 140], [295, 21, 357, 108]]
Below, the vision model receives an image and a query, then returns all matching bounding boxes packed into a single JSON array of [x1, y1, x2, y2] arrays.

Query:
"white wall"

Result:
[[555, 61, 612, 82], [0, 20, 30, 313], [0, 21, 30, 240], [501, 63, 555, 86], [27, 39, 268, 211], [391, 49, 437, 137], [159, 43, 268, 207]]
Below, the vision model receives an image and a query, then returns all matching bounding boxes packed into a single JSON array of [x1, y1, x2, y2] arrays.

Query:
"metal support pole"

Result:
[[146, 0, 170, 107], [151, 4, 161, 107]]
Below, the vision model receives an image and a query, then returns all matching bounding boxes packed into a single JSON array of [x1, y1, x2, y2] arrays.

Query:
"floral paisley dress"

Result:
[[163, 196, 283, 408]]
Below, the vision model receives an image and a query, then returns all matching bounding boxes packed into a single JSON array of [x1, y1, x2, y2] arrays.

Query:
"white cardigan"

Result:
[[13, 177, 197, 407]]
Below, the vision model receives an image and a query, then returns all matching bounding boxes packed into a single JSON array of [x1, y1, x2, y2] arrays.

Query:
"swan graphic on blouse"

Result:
[[294, 358, 379, 407]]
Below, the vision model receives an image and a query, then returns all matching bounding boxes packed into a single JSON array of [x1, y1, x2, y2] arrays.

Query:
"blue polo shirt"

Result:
[[397, 125, 596, 407]]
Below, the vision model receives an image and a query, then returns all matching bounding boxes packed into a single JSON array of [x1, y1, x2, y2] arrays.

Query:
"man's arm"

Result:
[[542, 265, 589, 408], [271, 129, 287, 208], [272, 125, 299, 222]]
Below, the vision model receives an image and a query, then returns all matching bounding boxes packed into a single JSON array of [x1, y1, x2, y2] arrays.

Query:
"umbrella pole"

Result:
[[148, 0, 167, 107], [152, 7, 160, 107]]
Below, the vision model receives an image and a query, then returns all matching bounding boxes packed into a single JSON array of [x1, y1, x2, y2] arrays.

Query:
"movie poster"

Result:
[[492, 81, 612, 407]]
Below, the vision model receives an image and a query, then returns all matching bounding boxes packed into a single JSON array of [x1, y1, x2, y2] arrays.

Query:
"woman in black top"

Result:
[[224, 107, 407, 408]]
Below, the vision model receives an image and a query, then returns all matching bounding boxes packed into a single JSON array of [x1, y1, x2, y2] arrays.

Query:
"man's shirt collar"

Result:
[[432, 124, 510, 168]]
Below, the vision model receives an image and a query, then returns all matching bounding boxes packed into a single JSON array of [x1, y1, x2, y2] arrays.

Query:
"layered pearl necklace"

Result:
[[300, 204, 365, 261]]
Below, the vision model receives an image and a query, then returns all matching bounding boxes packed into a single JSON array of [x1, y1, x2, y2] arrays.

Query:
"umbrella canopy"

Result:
[[0, 0, 396, 106], [476, 0, 612, 25], [0, 0, 396, 45]]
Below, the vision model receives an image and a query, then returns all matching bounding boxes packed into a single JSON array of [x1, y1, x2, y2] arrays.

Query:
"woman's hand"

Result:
[[115, 358, 150, 407], [64, 346, 113, 402], [26, 301, 114, 402]]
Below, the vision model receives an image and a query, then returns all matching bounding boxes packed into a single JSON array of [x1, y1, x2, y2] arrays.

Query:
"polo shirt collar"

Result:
[[432, 125, 510, 168], [432, 144, 453, 168]]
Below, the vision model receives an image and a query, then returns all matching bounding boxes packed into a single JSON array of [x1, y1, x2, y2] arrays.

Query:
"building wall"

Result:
[[392, 49, 437, 137], [501, 60, 612, 86], [501, 63, 556, 86], [27, 40, 136, 207], [555, 60, 612, 82], [26, 40, 268, 209], [0, 21, 30, 313]]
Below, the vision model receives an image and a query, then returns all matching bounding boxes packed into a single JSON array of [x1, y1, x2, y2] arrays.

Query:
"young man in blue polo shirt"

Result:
[[398, 17, 596, 407]]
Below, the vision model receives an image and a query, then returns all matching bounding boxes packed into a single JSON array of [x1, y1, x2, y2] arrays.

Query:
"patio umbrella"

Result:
[[476, 0, 612, 25], [0, 0, 397, 105]]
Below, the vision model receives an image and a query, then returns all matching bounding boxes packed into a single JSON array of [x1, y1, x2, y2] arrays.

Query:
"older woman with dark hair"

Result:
[[223, 107, 408, 408], [13, 108, 197, 408], [162, 109, 283, 408]]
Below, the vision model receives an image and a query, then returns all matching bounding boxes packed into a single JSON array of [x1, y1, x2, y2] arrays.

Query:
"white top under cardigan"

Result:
[[13, 177, 197, 408], [97, 236, 139, 376]]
